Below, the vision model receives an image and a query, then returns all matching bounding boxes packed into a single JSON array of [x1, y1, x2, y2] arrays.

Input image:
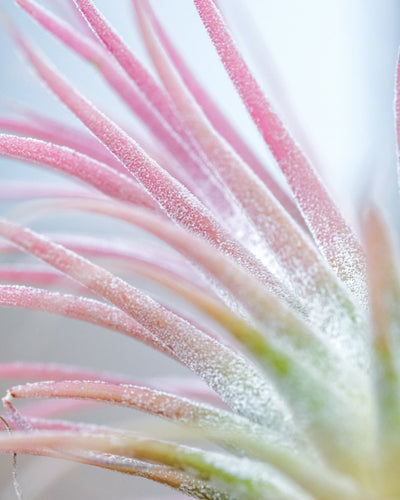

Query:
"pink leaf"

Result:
[[216, 0, 323, 177], [72, 0, 198, 150], [0, 235, 263, 349], [15, 197, 366, 374], [15, 0, 218, 195], [15, 28, 328, 300], [132, 0, 365, 340], [0, 429, 220, 497], [7, 379, 258, 440], [0, 218, 287, 426], [141, 0, 304, 226], [6, 379, 321, 478], [0, 362, 222, 406], [193, 0, 366, 301], [0, 234, 203, 288], [14, 35, 265, 265], [0, 427, 351, 500], [0, 115, 123, 170], [0, 134, 159, 210], [11, 198, 304, 328], [11, 202, 365, 426], [69, 0, 260, 220], [0, 285, 171, 356]]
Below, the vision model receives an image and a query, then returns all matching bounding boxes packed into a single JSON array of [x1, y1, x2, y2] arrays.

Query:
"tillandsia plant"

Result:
[[0, 0, 399, 499]]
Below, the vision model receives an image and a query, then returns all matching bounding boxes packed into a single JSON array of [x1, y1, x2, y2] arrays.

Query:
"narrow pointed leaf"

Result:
[[0, 115, 122, 170], [0, 218, 292, 429], [1, 207, 370, 472], [141, 0, 304, 226], [133, 1, 367, 369], [15, 0, 218, 193], [14, 34, 280, 293], [72, 0, 199, 150], [0, 285, 171, 356], [14, 196, 366, 390], [0, 429, 338, 500], [0, 134, 158, 210], [0, 362, 221, 406], [194, 0, 366, 302], [6, 380, 359, 499]]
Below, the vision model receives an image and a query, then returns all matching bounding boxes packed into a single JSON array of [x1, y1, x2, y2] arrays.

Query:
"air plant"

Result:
[[0, 0, 398, 499]]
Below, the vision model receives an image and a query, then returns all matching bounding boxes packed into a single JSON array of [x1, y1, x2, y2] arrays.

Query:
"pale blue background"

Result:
[[1, 1, 400, 498]]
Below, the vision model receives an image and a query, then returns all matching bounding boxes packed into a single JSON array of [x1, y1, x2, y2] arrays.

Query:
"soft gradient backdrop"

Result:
[[1, 1, 400, 498]]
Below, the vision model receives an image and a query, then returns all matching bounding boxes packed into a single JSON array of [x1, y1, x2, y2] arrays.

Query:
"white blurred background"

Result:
[[0, 0, 400, 498]]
